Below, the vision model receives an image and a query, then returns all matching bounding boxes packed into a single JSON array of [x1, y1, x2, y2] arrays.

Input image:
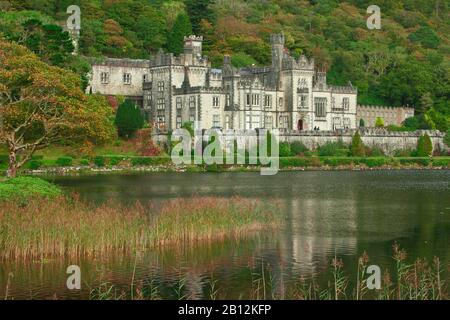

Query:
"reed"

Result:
[[88, 246, 446, 300], [0, 196, 280, 260]]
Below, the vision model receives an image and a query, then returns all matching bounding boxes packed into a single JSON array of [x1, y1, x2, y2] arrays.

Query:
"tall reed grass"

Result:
[[0, 196, 280, 260], [87, 245, 446, 301]]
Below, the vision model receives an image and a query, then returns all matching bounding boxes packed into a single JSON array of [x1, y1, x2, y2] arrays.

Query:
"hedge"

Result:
[[55, 157, 73, 167]]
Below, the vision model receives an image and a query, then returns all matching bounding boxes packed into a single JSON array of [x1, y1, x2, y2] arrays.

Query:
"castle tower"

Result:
[[184, 35, 203, 57], [271, 33, 285, 71]]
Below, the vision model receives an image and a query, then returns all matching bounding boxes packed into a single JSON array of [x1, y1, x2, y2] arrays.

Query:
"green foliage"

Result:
[[279, 142, 292, 157], [0, 177, 62, 201], [94, 156, 105, 167], [167, 13, 192, 55], [131, 156, 171, 166], [231, 52, 258, 68], [416, 133, 433, 157], [28, 159, 43, 170], [55, 156, 73, 167], [408, 27, 441, 49], [2, 1, 449, 132], [114, 100, 144, 138], [317, 141, 348, 157], [350, 132, 366, 157], [375, 117, 384, 128], [290, 141, 309, 156]]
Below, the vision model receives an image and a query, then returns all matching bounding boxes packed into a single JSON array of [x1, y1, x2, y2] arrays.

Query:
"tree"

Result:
[[167, 13, 192, 55], [375, 117, 384, 128], [408, 26, 440, 49], [350, 131, 366, 157], [114, 99, 144, 138], [417, 133, 433, 157], [0, 40, 115, 177], [185, 0, 215, 34], [359, 118, 365, 127]]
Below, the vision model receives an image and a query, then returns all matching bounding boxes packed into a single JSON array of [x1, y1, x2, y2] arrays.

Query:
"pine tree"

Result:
[[114, 100, 144, 138], [417, 133, 433, 156], [185, 0, 215, 34], [350, 131, 366, 157], [167, 13, 192, 55]]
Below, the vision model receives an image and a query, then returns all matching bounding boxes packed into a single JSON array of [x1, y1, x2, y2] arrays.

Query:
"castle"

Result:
[[87, 34, 413, 132]]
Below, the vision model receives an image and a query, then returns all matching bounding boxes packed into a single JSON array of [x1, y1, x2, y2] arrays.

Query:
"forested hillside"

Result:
[[0, 0, 449, 131]]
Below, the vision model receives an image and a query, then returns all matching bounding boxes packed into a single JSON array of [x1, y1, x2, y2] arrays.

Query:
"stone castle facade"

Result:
[[87, 34, 413, 132]]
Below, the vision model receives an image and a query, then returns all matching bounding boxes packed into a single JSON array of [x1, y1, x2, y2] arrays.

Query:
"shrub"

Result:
[[417, 133, 433, 157], [29, 160, 43, 170], [399, 158, 430, 166], [131, 156, 171, 166], [79, 159, 90, 166], [280, 157, 308, 168], [94, 156, 106, 167], [323, 158, 354, 167], [114, 99, 145, 138], [279, 142, 292, 157], [55, 156, 73, 167], [317, 141, 348, 156], [350, 132, 366, 156], [362, 158, 386, 168], [432, 159, 449, 167], [290, 141, 308, 156], [0, 177, 62, 201], [375, 117, 385, 128], [394, 149, 414, 157], [366, 146, 385, 157]]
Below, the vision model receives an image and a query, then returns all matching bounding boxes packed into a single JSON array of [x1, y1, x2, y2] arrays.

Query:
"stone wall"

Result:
[[154, 129, 447, 157], [278, 129, 446, 156]]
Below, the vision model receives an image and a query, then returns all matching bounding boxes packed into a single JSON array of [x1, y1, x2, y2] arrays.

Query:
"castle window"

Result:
[[342, 97, 350, 110], [314, 98, 327, 117], [123, 73, 132, 85], [158, 81, 164, 92], [226, 94, 230, 107], [189, 114, 195, 122], [176, 97, 182, 109], [333, 117, 341, 130], [213, 96, 220, 108], [143, 74, 149, 82], [157, 115, 165, 126], [100, 72, 109, 84], [189, 96, 196, 108], [157, 98, 165, 110], [264, 95, 272, 108], [225, 115, 231, 129], [176, 117, 182, 129], [213, 115, 220, 127], [265, 116, 273, 129], [246, 94, 251, 106], [279, 97, 283, 108], [298, 78, 308, 89], [343, 118, 351, 129], [279, 116, 288, 128], [298, 95, 308, 109], [251, 94, 260, 106]]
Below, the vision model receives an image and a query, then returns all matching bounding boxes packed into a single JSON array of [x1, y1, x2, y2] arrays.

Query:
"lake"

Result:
[[1, 170, 449, 299]]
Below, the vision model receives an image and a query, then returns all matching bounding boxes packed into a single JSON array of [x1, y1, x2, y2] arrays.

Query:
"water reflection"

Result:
[[1, 170, 449, 299]]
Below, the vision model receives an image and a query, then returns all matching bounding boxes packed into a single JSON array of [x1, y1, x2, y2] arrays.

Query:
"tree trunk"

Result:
[[7, 149, 17, 178]]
